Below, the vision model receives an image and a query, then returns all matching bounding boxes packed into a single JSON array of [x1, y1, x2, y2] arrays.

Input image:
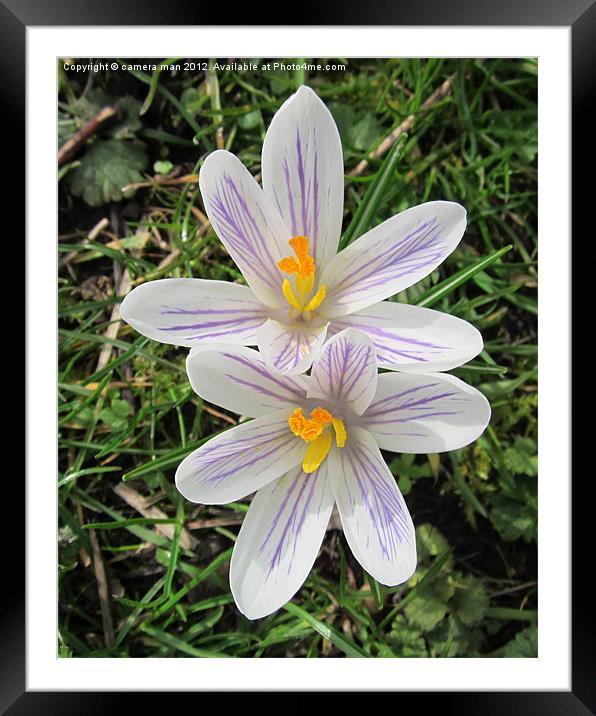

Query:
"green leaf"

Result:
[[490, 495, 536, 542], [403, 541, 456, 632], [451, 575, 489, 625], [387, 615, 428, 657], [427, 614, 484, 657], [237, 109, 262, 130], [450, 451, 488, 519], [415, 523, 451, 563], [398, 473, 412, 495], [329, 103, 382, 151], [108, 96, 143, 139], [98, 407, 128, 431], [348, 113, 382, 150], [67, 139, 148, 206], [111, 398, 131, 418], [153, 160, 174, 174], [68, 91, 143, 140], [504, 436, 537, 476], [180, 87, 203, 117], [404, 571, 455, 631], [503, 625, 537, 657]]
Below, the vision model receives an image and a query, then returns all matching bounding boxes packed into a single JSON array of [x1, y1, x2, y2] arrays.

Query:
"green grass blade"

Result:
[[339, 134, 408, 251], [283, 602, 369, 658], [414, 244, 513, 308]]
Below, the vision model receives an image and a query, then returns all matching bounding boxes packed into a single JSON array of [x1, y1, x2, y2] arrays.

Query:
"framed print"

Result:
[[11, 0, 587, 710]]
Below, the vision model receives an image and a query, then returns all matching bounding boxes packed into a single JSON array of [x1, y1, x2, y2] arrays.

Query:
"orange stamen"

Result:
[[278, 236, 316, 279], [278, 257, 300, 275], [288, 406, 347, 473]]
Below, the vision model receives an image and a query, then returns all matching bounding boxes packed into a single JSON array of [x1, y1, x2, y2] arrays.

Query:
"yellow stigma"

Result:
[[303, 432, 333, 474], [288, 406, 346, 474], [278, 236, 325, 312]]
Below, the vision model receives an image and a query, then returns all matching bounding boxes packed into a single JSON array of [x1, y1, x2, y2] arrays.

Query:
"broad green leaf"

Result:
[[67, 139, 148, 206], [451, 575, 489, 625], [503, 625, 538, 657], [490, 495, 537, 542]]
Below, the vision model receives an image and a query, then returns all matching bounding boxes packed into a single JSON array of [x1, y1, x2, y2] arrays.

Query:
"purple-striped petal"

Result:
[[175, 410, 304, 504], [120, 278, 268, 347], [199, 150, 292, 309], [330, 427, 416, 586], [262, 86, 344, 268], [327, 300, 483, 372], [361, 372, 491, 453], [308, 328, 377, 416], [258, 318, 328, 375], [230, 463, 333, 619], [186, 345, 308, 418], [320, 202, 467, 317]]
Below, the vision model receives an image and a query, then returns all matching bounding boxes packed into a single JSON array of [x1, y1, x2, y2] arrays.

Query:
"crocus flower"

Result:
[[121, 85, 482, 375], [176, 328, 490, 619]]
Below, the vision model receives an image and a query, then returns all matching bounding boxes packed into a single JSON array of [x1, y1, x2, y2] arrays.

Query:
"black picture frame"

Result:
[[12, 0, 587, 710]]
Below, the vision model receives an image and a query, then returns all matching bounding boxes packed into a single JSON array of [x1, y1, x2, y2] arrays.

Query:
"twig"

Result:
[[113, 483, 198, 550], [74, 499, 92, 568], [203, 405, 237, 425], [207, 62, 225, 150], [489, 581, 538, 598], [58, 105, 118, 166], [120, 173, 199, 193], [131, 215, 212, 287], [59, 217, 110, 271], [82, 505, 115, 648], [95, 267, 132, 372], [187, 515, 244, 530], [349, 74, 455, 177]]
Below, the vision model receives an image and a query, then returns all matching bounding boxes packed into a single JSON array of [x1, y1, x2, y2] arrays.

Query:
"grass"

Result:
[[58, 58, 537, 658]]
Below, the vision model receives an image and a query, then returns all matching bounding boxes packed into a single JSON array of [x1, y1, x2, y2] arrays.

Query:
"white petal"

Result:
[[321, 202, 467, 317], [186, 345, 308, 418], [199, 150, 291, 309], [361, 372, 491, 453], [230, 463, 333, 619], [175, 410, 303, 504], [262, 86, 344, 268], [308, 328, 377, 416], [258, 318, 328, 375], [330, 427, 416, 586], [327, 301, 483, 372], [120, 278, 268, 347]]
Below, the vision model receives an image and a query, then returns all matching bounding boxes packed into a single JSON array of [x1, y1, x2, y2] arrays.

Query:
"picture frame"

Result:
[[12, 0, 586, 707]]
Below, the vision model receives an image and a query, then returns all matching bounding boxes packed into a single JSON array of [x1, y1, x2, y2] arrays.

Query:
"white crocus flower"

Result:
[[176, 329, 490, 619], [121, 86, 482, 375]]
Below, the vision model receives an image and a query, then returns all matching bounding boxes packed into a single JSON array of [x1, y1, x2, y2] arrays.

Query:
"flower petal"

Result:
[[120, 278, 268, 347], [258, 318, 328, 375], [175, 410, 303, 504], [320, 202, 467, 317], [330, 427, 416, 586], [199, 150, 291, 308], [361, 372, 491, 453], [230, 463, 333, 619], [186, 345, 308, 418], [262, 86, 344, 268], [327, 300, 483, 372], [308, 328, 377, 416]]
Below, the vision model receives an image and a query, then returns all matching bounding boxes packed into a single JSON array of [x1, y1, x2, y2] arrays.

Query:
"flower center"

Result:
[[278, 236, 326, 321], [288, 406, 346, 474]]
